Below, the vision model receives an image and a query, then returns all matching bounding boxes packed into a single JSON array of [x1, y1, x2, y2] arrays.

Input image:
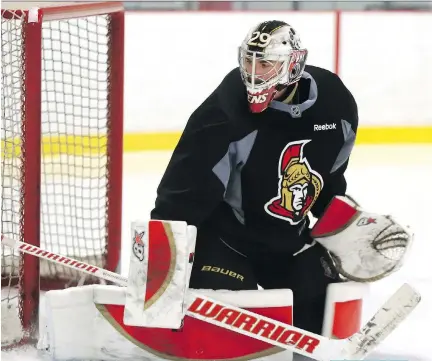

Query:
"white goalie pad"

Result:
[[38, 285, 295, 361], [311, 196, 414, 282], [124, 220, 196, 329]]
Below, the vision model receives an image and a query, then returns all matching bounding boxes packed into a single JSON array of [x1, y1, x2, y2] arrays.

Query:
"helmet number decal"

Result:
[[247, 32, 271, 48]]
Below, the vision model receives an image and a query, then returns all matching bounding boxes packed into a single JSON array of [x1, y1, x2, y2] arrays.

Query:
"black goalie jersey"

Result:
[[151, 65, 359, 257]]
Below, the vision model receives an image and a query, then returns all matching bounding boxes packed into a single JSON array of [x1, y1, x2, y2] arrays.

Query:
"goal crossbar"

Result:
[[2, 2, 123, 21]]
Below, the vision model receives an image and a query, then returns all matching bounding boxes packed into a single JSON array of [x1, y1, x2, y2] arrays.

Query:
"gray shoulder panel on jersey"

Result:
[[268, 71, 318, 118], [212, 130, 258, 224], [330, 119, 356, 173]]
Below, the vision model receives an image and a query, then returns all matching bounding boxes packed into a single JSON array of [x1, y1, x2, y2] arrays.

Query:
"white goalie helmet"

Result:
[[238, 20, 308, 113]]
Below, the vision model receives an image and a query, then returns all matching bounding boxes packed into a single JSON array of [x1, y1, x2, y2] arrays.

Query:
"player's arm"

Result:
[[310, 89, 359, 219], [150, 104, 232, 227], [307, 86, 413, 282]]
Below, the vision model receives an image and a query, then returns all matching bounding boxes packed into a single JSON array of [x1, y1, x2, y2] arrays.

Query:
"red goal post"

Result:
[[1, 2, 124, 348]]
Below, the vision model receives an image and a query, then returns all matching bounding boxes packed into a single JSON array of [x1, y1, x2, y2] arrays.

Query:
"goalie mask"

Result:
[[238, 20, 308, 113]]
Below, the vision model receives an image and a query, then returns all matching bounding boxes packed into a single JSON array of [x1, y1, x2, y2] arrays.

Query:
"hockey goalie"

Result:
[[38, 20, 414, 360]]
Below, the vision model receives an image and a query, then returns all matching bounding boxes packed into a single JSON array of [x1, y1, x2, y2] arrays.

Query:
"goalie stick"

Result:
[[1, 234, 421, 361]]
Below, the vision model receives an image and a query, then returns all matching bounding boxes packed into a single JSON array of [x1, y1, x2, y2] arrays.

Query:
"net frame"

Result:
[[1, 1, 124, 347]]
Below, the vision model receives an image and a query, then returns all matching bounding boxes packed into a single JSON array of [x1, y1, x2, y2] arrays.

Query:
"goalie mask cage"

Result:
[[1, 2, 124, 348]]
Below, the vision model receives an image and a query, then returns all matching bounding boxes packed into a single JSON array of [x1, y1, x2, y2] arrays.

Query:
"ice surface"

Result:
[[2, 145, 432, 361]]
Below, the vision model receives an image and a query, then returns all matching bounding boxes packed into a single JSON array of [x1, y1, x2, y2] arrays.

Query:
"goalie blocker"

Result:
[[123, 220, 197, 328], [38, 217, 371, 360]]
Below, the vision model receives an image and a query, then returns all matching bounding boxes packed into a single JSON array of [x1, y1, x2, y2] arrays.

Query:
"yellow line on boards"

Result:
[[1, 127, 431, 157]]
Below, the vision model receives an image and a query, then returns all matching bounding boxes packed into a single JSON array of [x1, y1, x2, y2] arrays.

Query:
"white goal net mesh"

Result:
[[1, 6, 121, 347]]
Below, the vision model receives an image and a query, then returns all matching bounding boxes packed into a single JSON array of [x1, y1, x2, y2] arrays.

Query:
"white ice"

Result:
[[2, 145, 432, 361]]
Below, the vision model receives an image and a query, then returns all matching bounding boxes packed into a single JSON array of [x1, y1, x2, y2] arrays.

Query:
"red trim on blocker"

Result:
[[144, 221, 175, 306], [332, 299, 363, 339], [103, 304, 292, 359]]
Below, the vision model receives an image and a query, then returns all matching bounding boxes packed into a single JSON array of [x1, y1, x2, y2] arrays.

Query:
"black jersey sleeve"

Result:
[[310, 86, 359, 219], [150, 103, 232, 227]]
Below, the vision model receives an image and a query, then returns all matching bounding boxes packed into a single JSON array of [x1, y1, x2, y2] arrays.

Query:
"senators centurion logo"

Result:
[[265, 140, 323, 225]]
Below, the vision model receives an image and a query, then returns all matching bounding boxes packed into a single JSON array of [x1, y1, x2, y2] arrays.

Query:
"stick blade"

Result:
[[342, 283, 421, 360]]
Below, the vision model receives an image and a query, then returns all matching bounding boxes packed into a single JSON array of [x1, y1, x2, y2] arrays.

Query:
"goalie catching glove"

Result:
[[311, 196, 413, 282]]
